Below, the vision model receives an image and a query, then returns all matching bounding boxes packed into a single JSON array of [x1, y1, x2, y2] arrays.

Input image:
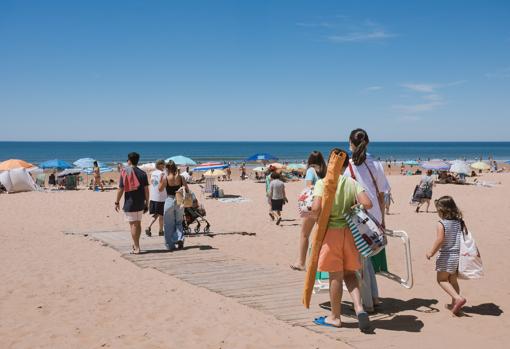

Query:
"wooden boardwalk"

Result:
[[69, 230, 389, 347]]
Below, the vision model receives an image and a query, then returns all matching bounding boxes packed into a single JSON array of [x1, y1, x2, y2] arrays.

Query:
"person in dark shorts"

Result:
[[115, 152, 149, 254], [268, 172, 288, 225], [146, 159, 167, 237]]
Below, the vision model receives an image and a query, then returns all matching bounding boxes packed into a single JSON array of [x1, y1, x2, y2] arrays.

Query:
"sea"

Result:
[[1, 142, 509, 165]]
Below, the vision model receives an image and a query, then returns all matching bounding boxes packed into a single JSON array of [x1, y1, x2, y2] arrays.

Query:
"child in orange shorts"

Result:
[[310, 149, 373, 332]]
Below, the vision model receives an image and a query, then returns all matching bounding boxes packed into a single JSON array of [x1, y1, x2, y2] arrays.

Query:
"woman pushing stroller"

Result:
[[158, 160, 190, 251]]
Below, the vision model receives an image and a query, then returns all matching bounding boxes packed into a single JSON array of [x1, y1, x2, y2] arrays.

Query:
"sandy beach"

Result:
[[0, 170, 508, 349]]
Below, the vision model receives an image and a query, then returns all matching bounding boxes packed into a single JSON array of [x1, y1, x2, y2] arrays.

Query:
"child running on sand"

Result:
[[426, 196, 467, 315]]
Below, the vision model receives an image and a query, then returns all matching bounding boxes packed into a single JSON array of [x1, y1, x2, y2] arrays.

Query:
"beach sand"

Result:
[[1, 172, 508, 348]]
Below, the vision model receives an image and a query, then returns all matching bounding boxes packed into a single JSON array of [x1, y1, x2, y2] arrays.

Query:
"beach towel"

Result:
[[121, 167, 140, 193]]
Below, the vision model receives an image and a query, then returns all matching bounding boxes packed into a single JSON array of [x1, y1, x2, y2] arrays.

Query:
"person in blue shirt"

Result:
[[290, 151, 326, 271]]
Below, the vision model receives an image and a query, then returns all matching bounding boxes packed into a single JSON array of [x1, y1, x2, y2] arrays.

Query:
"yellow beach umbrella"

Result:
[[0, 159, 34, 171], [470, 161, 490, 171], [204, 169, 226, 177], [303, 150, 347, 308]]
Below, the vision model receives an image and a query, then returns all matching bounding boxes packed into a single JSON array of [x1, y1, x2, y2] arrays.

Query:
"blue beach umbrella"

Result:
[[165, 155, 197, 166], [246, 153, 278, 162], [39, 159, 73, 169]]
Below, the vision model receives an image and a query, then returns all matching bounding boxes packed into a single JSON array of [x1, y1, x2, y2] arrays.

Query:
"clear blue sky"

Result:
[[1, 0, 509, 141]]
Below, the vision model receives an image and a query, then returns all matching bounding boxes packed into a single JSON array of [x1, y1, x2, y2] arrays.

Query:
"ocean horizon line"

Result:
[[2, 140, 510, 144]]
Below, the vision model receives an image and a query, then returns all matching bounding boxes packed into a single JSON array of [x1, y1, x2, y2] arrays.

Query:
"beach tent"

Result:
[[39, 159, 72, 170], [450, 160, 471, 174], [0, 159, 34, 171], [165, 155, 197, 166], [245, 153, 278, 162], [420, 159, 450, 171], [0, 168, 38, 193], [404, 160, 420, 166], [471, 161, 490, 171]]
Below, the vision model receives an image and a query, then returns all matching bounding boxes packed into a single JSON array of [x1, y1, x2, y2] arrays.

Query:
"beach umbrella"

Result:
[[252, 166, 267, 172], [165, 155, 196, 166], [420, 159, 450, 171], [245, 153, 278, 162], [287, 163, 307, 171], [57, 168, 83, 177], [449, 160, 471, 174], [0, 159, 34, 171], [505, 160, 510, 164], [139, 162, 156, 171], [39, 159, 72, 170], [84, 166, 113, 175], [404, 160, 420, 166], [73, 158, 97, 168], [470, 161, 490, 171], [204, 169, 226, 177]]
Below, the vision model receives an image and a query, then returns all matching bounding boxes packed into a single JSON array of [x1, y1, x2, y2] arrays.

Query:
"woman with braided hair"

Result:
[[344, 128, 391, 309]]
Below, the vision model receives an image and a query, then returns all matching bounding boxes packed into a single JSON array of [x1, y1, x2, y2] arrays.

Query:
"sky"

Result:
[[0, 0, 509, 141]]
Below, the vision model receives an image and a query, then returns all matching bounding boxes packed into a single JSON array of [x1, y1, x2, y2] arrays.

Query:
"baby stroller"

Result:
[[183, 193, 211, 234]]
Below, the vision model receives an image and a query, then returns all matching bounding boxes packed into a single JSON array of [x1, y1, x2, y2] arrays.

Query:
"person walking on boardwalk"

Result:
[[115, 152, 149, 254], [344, 128, 391, 309], [145, 159, 167, 237]]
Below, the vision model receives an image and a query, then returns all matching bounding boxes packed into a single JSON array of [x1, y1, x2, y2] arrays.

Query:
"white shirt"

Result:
[[344, 154, 390, 224], [149, 169, 167, 202]]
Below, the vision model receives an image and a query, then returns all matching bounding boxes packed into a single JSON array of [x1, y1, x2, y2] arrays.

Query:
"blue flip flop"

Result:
[[313, 316, 341, 328]]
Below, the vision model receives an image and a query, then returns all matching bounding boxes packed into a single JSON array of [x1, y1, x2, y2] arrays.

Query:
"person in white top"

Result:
[[145, 159, 167, 237], [344, 128, 391, 309]]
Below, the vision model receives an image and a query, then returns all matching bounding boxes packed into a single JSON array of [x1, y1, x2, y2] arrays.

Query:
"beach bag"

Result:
[[121, 167, 140, 193], [298, 187, 314, 217], [176, 188, 194, 208], [344, 205, 387, 258], [458, 225, 483, 279]]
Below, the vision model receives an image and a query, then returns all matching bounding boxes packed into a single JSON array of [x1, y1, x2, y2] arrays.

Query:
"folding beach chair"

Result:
[[313, 229, 414, 313], [204, 177, 215, 194]]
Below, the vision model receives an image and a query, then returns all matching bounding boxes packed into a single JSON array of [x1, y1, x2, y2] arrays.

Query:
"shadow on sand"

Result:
[[462, 303, 503, 317], [137, 245, 216, 254], [320, 297, 439, 333]]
